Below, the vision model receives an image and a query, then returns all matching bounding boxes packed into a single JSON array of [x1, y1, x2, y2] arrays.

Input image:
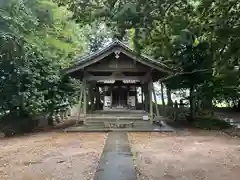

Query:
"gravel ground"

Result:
[[0, 132, 107, 180], [128, 131, 240, 180]]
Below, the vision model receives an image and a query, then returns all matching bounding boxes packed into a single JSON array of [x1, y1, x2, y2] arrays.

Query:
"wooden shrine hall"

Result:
[[64, 40, 171, 126]]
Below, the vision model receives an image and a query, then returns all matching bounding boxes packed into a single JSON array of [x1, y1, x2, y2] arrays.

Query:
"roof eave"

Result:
[[63, 40, 172, 76]]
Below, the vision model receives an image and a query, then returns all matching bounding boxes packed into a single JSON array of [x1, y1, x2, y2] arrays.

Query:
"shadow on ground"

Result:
[[0, 118, 77, 139], [165, 119, 240, 137]]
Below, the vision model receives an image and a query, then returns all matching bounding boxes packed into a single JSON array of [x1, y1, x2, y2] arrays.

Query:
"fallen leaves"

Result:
[[0, 132, 107, 180], [128, 132, 240, 180]]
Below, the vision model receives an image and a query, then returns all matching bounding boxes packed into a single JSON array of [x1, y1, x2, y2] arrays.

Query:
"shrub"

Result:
[[0, 110, 39, 137]]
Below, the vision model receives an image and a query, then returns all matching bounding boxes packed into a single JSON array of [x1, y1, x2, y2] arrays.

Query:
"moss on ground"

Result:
[[192, 117, 232, 130]]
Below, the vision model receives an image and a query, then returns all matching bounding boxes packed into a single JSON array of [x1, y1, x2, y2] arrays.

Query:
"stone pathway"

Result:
[[94, 132, 137, 180]]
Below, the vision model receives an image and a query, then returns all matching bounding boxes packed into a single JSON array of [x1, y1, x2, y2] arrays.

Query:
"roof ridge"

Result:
[[112, 40, 170, 68], [67, 40, 171, 72]]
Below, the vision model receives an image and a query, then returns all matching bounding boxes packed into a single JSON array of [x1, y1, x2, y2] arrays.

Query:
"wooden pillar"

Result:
[[160, 82, 165, 107], [144, 84, 149, 112], [77, 79, 85, 121], [127, 88, 130, 109], [95, 86, 100, 110], [160, 81, 165, 116], [135, 86, 138, 110], [83, 81, 88, 114], [152, 83, 160, 116], [103, 86, 107, 110], [87, 83, 90, 112], [141, 85, 144, 109], [148, 79, 153, 124], [88, 83, 91, 112], [110, 87, 113, 109], [90, 83, 95, 112]]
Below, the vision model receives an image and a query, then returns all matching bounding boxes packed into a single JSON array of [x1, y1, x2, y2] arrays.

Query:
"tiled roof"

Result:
[[64, 40, 172, 75]]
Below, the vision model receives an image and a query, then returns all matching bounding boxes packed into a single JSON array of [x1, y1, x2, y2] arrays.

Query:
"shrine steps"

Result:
[[92, 109, 147, 114], [64, 121, 174, 132], [84, 109, 148, 127], [84, 120, 152, 128], [64, 110, 175, 132]]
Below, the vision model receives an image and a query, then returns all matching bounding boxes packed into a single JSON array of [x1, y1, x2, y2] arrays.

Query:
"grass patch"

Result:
[[192, 117, 232, 130]]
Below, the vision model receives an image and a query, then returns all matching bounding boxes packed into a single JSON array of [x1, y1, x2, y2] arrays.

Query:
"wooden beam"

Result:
[[152, 83, 160, 116], [85, 74, 149, 81], [86, 67, 149, 72], [148, 79, 153, 124], [140, 72, 151, 84]]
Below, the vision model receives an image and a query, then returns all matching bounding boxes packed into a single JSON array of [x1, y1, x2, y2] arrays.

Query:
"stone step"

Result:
[[85, 125, 105, 129], [86, 119, 145, 123], [87, 114, 145, 117], [86, 116, 146, 121], [85, 121, 105, 126], [86, 119, 150, 124], [66, 123, 166, 132], [92, 110, 147, 115], [85, 121, 152, 128]]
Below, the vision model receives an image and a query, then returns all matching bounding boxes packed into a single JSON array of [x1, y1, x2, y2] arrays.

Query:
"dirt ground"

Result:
[[0, 132, 106, 180], [128, 131, 240, 180]]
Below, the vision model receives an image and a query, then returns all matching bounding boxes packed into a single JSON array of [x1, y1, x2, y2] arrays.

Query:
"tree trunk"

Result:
[[48, 110, 54, 126], [48, 94, 56, 126], [189, 85, 196, 122], [161, 82, 165, 107], [160, 82, 166, 116], [152, 84, 160, 116], [202, 96, 213, 117], [167, 88, 173, 106]]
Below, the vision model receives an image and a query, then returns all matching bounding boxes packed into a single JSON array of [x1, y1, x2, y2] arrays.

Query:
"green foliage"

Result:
[[54, 0, 240, 111], [0, 109, 38, 136], [0, 0, 86, 126], [83, 23, 112, 52], [192, 117, 232, 130], [1, 0, 240, 132], [165, 30, 212, 89]]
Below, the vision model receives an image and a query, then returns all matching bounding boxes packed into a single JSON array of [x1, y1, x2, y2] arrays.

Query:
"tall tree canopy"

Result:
[[1, 0, 240, 128], [55, 0, 240, 112], [0, 0, 87, 119]]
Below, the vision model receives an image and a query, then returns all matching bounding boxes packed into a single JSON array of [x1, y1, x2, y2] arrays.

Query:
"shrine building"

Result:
[[63, 40, 171, 125]]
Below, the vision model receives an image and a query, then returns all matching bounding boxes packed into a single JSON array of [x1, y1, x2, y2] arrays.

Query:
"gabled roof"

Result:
[[64, 40, 172, 75]]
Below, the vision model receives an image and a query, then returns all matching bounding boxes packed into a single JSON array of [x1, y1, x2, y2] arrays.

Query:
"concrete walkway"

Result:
[[94, 132, 137, 180]]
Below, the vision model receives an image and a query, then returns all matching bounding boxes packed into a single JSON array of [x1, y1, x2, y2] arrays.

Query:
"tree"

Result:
[[83, 23, 112, 52], [0, 0, 86, 132], [57, 0, 240, 110], [1, 0, 239, 132]]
